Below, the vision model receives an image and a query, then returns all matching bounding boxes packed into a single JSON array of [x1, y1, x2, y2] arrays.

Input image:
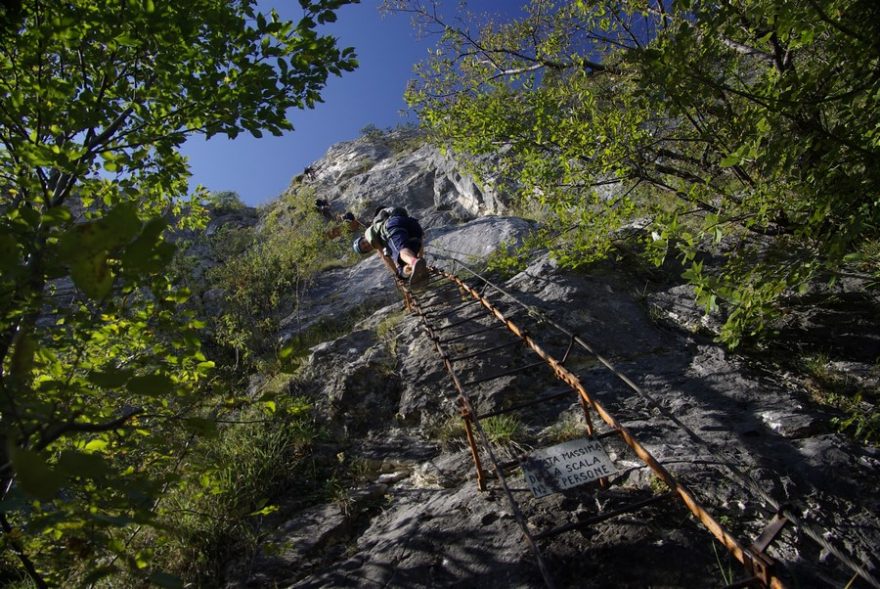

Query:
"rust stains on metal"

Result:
[[430, 268, 788, 589]]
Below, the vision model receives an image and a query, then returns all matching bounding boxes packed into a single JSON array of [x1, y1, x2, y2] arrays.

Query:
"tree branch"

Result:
[[35, 408, 144, 452], [0, 512, 48, 589]]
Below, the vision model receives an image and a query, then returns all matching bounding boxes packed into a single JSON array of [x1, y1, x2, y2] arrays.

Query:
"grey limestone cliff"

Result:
[[221, 130, 880, 589]]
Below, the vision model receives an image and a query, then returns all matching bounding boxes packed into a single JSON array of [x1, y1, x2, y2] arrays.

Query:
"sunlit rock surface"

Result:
[[215, 131, 880, 589]]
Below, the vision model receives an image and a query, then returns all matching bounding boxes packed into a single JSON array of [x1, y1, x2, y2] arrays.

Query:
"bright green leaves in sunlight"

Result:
[[55, 203, 176, 299], [0, 0, 357, 586], [399, 0, 880, 347]]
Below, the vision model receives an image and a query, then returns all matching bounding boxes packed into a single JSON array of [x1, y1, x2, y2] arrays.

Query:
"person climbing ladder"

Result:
[[352, 206, 428, 286]]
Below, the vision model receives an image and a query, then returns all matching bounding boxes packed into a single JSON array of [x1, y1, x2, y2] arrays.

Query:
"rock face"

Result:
[[224, 131, 880, 589], [277, 215, 535, 343], [294, 128, 509, 227]]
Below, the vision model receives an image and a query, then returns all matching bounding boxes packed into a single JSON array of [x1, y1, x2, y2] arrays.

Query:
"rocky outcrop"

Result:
[[293, 128, 509, 226], [230, 252, 880, 588], [277, 215, 534, 344]]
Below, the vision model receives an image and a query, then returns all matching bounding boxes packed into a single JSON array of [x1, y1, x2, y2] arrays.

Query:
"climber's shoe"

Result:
[[409, 258, 428, 288]]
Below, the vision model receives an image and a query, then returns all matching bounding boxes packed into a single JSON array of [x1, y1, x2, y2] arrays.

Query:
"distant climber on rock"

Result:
[[352, 206, 428, 286], [315, 198, 337, 222], [315, 198, 360, 239]]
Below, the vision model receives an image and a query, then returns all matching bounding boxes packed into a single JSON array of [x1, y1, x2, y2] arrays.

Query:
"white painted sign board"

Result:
[[521, 438, 616, 498]]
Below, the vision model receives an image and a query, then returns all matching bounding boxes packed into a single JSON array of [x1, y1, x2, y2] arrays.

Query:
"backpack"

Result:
[[372, 206, 408, 225]]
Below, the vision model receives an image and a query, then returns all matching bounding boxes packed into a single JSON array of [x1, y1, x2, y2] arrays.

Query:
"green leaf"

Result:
[[70, 251, 114, 299], [719, 154, 741, 168], [121, 217, 172, 274], [57, 450, 112, 480], [127, 374, 174, 397], [101, 203, 143, 245], [58, 203, 141, 263], [84, 439, 109, 453], [41, 206, 73, 226], [10, 446, 64, 501], [115, 33, 138, 46], [88, 368, 134, 388], [249, 503, 279, 516]]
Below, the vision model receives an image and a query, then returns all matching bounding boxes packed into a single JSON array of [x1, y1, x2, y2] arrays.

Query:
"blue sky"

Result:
[[181, 1, 525, 207]]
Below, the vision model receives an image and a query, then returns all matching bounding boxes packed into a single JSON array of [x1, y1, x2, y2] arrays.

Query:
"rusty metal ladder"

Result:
[[377, 251, 878, 589], [400, 265, 790, 589]]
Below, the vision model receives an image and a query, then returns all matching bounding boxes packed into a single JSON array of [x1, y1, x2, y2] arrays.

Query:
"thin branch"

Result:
[[718, 36, 775, 62], [473, 46, 609, 74], [611, 5, 643, 49], [649, 161, 737, 203], [484, 61, 546, 78], [34, 408, 144, 452], [0, 513, 48, 589], [689, 69, 879, 159], [805, 0, 871, 46], [640, 173, 720, 214]]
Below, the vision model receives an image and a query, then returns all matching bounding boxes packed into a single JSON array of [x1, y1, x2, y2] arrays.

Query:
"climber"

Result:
[[315, 199, 360, 238], [352, 206, 428, 286], [315, 198, 333, 221]]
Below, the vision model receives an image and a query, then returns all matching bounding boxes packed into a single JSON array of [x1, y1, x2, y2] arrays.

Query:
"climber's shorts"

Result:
[[385, 215, 423, 265]]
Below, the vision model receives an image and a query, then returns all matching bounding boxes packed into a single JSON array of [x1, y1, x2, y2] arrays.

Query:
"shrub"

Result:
[[481, 414, 524, 444], [148, 397, 316, 585], [204, 190, 246, 212], [206, 188, 351, 370], [360, 123, 384, 141]]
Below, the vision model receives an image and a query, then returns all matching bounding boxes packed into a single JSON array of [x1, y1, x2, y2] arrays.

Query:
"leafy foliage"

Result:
[[396, 0, 880, 346], [205, 187, 355, 371], [203, 191, 246, 213], [484, 229, 549, 278], [803, 354, 880, 445], [0, 0, 356, 585], [148, 396, 316, 586], [360, 122, 384, 141]]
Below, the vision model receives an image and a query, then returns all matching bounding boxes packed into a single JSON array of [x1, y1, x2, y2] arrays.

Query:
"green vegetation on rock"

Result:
[[206, 187, 354, 372]]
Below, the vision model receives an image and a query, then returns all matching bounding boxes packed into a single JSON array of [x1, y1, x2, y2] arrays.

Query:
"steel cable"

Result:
[[443, 258, 880, 589]]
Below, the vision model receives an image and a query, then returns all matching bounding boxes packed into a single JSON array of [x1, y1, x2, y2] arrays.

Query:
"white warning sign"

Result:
[[521, 438, 616, 498]]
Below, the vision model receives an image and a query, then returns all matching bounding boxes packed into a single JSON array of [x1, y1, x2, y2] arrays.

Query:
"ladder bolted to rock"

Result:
[[370, 249, 880, 589]]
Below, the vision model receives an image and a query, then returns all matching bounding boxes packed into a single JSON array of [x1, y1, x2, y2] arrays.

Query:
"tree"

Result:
[[203, 190, 246, 212], [0, 0, 357, 585], [394, 0, 880, 346]]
